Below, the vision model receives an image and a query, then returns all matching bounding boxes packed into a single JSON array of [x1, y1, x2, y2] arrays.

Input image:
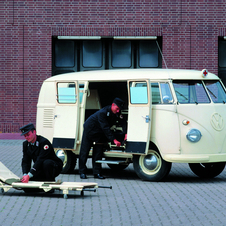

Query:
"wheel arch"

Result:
[[148, 140, 170, 163], [148, 141, 159, 152]]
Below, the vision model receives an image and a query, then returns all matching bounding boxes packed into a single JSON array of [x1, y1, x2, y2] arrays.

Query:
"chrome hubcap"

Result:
[[144, 154, 158, 171], [55, 149, 65, 163]]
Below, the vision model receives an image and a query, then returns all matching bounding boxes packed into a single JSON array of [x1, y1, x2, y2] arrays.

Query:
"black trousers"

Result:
[[79, 132, 106, 175], [31, 159, 62, 182]]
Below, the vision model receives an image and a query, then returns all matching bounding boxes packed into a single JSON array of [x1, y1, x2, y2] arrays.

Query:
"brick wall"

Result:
[[1, 0, 226, 133]]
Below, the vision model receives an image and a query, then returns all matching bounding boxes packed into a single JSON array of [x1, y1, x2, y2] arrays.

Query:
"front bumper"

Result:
[[163, 153, 226, 163]]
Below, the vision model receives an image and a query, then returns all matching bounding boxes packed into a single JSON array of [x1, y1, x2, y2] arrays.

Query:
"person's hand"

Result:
[[113, 139, 121, 147], [124, 134, 127, 141], [21, 175, 30, 183]]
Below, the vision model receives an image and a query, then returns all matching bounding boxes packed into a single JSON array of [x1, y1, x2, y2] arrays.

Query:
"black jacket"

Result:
[[21, 135, 62, 176], [84, 105, 127, 142]]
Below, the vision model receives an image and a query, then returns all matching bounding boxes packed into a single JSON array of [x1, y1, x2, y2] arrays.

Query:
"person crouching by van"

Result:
[[20, 123, 63, 185], [79, 98, 127, 179]]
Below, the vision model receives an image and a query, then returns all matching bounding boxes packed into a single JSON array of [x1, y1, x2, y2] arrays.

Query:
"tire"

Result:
[[189, 162, 225, 178], [133, 150, 172, 182], [55, 149, 77, 174]]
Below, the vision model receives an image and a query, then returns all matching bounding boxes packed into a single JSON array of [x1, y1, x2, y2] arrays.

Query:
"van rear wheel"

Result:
[[133, 150, 171, 182], [188, 162, 225, 178], [55, 149, 77, 174]]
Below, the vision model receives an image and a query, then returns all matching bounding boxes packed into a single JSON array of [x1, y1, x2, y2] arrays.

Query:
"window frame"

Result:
[[56, 82, 77, 104]]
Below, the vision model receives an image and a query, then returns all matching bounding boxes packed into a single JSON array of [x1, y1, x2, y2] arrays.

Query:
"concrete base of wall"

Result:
[[0, 133, 24, 140]]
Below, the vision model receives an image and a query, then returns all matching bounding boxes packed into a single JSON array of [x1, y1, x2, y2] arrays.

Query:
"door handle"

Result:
[[142, 115, 150, 123]]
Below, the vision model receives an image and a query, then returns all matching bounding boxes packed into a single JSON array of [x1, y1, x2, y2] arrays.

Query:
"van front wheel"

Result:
[[189, 162, 225, 178], [133, 151, 172, 182]]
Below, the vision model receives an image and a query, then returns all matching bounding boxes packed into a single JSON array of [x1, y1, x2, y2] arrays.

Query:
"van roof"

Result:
[[45, 69, 219, 82]]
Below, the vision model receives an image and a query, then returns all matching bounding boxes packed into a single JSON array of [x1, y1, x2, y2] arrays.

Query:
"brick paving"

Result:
[[1, 139, 226, 226]]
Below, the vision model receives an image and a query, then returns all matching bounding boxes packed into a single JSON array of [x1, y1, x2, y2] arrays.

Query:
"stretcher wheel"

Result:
[[0, 188, 4, 194]]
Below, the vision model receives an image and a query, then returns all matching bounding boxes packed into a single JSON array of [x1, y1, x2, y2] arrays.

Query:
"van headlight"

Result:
[[186, 129, 202, 143]]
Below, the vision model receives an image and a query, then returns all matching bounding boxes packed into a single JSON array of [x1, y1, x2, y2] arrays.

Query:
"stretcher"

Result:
[[0, 161, 111, 199]]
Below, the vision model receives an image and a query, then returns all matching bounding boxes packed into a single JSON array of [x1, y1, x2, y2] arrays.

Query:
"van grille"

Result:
[[43, 109, 54, 128]]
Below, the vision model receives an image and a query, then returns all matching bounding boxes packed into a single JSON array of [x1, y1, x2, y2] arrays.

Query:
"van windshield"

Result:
[[204, 80, 226, 103], [173, 80, 210, 104]]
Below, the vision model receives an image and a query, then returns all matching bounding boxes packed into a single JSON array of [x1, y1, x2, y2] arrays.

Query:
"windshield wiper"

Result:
[[206, 88, 217, 99], [175, 91, 188, 100]]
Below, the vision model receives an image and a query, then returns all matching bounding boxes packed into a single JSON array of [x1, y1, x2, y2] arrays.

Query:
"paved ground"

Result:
[[1, 139, 226, 226]]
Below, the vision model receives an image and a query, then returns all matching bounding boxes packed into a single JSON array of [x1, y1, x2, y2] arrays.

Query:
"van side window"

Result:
[[129, 82, 148, 104], [173, 80, 210, 104], [57, 82, 77, 104], [151, 83, 173, 104]]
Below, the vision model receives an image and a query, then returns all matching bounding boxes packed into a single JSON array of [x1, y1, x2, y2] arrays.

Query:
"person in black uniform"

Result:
[[20, 123, 63, 184], [79, 98, 127, 179]]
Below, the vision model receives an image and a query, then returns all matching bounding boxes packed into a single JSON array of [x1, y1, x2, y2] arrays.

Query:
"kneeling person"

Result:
[[20, 123, 63, 183]]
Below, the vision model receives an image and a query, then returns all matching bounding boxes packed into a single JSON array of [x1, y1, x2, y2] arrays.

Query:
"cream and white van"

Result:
[[36, 69, 226, 181]]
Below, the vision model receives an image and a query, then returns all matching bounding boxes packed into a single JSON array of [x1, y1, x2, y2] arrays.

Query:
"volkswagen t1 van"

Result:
[[36, 69, 226, 181]]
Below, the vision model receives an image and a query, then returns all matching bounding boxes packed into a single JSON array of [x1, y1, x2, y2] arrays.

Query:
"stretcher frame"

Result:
[[0, 161, 101, 199]]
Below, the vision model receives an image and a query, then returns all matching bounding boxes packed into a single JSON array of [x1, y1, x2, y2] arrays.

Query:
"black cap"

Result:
[[113, 98, 125, 110], [20, 123, 35, 136]]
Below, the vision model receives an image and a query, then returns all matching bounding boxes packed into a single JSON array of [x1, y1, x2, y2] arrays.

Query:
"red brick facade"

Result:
[[1, 0, 226, 133]]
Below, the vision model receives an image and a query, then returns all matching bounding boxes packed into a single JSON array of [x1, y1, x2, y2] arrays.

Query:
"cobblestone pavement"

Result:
[[1, 139, 226, 226]]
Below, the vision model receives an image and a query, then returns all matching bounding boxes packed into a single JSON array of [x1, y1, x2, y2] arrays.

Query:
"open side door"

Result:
[[52, 81, 80, 149], [126, 80, 152, 154], [77, 81, 90, 143]]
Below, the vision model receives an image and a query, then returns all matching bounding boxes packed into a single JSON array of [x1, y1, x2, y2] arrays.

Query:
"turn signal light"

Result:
[[182, 120, 190, 125]]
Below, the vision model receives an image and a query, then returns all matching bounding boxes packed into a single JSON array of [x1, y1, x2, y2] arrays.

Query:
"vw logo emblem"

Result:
[[210, 113, 224, 131]]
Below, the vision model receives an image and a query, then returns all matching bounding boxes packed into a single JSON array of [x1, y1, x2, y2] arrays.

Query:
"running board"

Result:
[[96, 160, 127, 165]]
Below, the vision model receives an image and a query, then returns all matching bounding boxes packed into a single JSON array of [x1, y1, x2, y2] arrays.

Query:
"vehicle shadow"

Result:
[[164, 173, 226, 183], [69, 164, 226, 183], [71, 167, 141, 181], [1, 191, 96, 199]]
